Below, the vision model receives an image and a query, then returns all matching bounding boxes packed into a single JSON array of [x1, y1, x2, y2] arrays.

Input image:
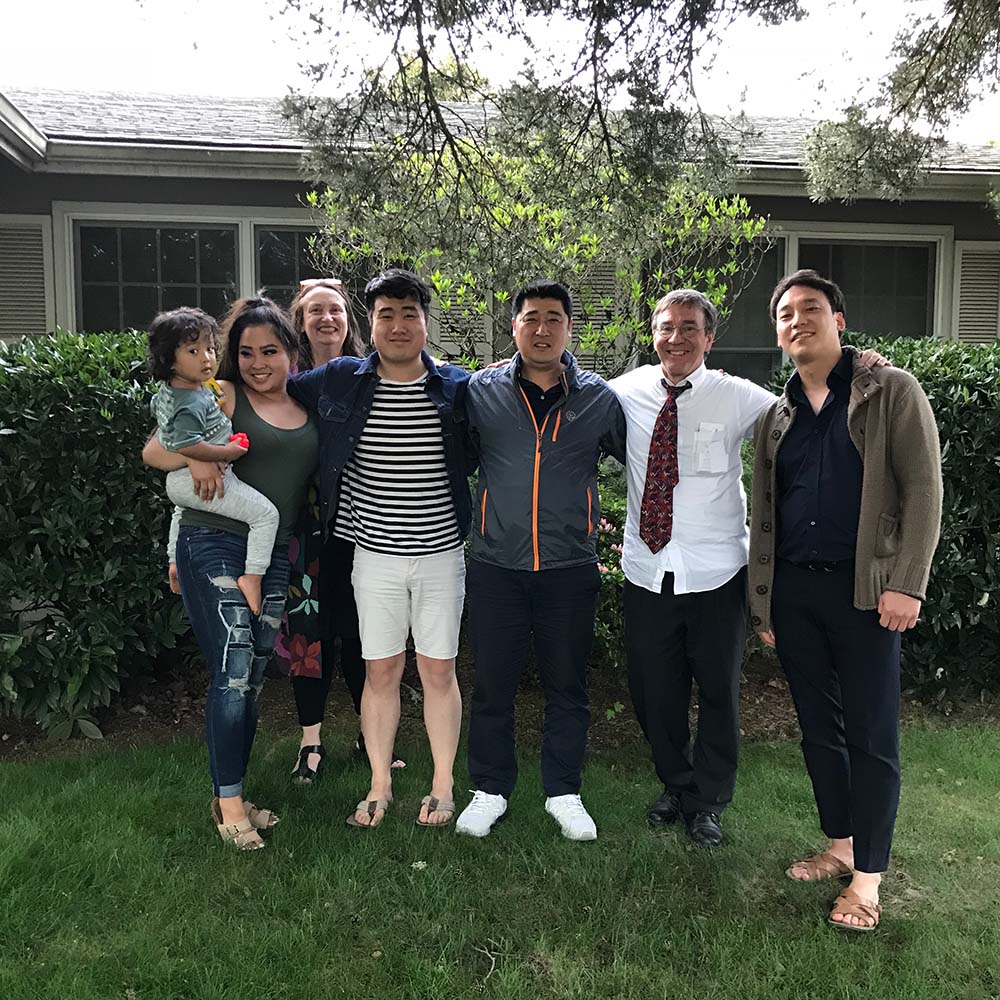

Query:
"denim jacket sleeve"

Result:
[[287, 365, 328, 412]]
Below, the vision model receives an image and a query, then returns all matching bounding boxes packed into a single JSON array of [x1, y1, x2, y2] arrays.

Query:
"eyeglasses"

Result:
[[653, 323, 705, 338], [298, 277, 345, 291]]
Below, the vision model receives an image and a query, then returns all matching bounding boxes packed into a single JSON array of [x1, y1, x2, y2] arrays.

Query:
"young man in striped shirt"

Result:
[[288, 269, 473, 829]]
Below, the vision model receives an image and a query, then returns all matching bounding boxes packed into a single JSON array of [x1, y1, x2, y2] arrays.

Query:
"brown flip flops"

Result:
[[346, 797, 391, 829], [415, 794, 455, 828]]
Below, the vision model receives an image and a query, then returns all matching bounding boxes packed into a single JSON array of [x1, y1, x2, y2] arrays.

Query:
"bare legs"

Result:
[[351, 652, 460, 827]]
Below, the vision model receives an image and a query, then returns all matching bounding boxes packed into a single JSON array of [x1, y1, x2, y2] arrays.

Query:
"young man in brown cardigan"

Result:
[[748, 270, 942, 932]]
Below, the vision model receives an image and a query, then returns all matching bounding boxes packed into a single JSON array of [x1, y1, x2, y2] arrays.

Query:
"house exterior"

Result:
[[2, 86, 999, 382]]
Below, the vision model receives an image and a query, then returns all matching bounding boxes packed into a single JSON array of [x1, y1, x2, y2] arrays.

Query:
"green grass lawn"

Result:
[[1, 716, 998, 1000]]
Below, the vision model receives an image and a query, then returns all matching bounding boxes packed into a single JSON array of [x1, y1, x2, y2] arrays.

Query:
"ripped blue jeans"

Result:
[[176, 526, 290, 798]]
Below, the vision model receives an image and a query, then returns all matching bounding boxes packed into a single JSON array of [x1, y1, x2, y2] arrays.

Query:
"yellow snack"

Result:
[[203, 377, 226, 404]]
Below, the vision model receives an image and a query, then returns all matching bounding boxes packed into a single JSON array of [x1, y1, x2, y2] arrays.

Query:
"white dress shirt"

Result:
[[609, 362, 775, 595]]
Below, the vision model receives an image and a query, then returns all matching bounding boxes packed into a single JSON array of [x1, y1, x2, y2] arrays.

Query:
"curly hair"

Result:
[[147, 307, 220, 382]]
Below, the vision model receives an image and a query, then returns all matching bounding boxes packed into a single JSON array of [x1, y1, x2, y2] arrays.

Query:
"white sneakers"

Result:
[[457, 790, 597, 841], [545, 794, 598, 841], [455, 790, 508, 837]]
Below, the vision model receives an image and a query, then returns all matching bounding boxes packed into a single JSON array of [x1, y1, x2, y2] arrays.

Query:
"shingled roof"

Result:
[[5, 85, 1000, 173]]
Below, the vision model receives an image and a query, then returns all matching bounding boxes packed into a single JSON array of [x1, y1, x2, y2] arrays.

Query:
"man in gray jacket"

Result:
[[749, 269, 942, 931], [455, 279, 626, 841]]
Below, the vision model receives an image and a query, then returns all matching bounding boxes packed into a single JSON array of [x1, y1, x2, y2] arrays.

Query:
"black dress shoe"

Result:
[[685, 811, 723, 847], [648, 790, 682, 825]]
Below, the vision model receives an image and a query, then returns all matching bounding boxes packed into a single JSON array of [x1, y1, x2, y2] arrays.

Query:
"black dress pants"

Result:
[[466, 559, 601, 799], [772, 560, 901, 874], [623, 567, 747, 815], [291, 536, 365, 727]]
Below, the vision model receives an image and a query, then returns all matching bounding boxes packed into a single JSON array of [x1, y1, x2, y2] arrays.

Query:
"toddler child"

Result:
[[147, 307, 278, 614]]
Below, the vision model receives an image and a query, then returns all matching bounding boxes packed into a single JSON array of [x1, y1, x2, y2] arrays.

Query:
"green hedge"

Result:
[[771, 336, 1000, 698], [0, 332, 187, 737], [1, 332, 997, 734]]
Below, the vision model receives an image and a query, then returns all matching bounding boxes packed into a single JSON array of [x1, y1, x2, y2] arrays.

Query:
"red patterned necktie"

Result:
[[639, 381, 691, 553]]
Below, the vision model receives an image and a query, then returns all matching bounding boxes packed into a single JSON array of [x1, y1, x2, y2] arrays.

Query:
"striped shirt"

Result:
[[334, 373, 462, 556]]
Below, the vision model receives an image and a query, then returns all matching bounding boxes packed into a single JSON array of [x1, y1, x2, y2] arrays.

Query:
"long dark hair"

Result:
[[216, 295, 298, 381], [289, 280, 365, 370]]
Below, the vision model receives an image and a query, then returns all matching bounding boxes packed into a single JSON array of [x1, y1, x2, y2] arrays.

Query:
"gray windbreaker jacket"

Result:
[[467, 351, 627, 572]]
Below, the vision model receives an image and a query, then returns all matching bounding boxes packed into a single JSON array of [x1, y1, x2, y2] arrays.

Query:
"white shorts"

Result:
[[352, 546, 466, 661]]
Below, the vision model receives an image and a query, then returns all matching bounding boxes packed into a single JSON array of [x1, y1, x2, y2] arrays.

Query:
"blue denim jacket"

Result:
[[288, 351, 474, 539]]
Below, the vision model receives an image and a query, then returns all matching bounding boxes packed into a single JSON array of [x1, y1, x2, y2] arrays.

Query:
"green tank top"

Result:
[[180, 383, 319, 545]]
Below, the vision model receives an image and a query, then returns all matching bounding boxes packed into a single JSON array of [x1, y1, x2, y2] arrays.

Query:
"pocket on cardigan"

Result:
[[874, 513, 900, 557]]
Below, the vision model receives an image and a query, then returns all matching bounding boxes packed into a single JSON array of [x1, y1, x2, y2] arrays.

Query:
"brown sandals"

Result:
[[346, 797, 391, 829], [828, 888, 882, 931], [416, 794, 455, 828], [785, 850, 853, 881]]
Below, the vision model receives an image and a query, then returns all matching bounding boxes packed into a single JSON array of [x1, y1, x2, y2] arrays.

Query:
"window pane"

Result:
[[81, 285, 120, 332], [200, 285, 235, 319], [200, 229, 236, 285], [896, 245, 929, 292], [123, 286, 159, 330], [297, 232, 324, 279], [716, 239, 785, 350], [258, 230, 297, 286], [894, 297, 930, 337], [161, 229, 197, 284], [80, 227, 118, 282], [861, 245, 894, 294], [708, 350, 780, 386], [267, 285, 296, 309], [161, 286, 199, 311], [121, 228, 158, 283], [862, 298, 896, 337], [798, 243, 828, 275]]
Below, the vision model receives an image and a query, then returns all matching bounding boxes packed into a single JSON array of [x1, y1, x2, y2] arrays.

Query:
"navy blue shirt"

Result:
[[776, 349, 863, 563], [517, 375, 565, 425]]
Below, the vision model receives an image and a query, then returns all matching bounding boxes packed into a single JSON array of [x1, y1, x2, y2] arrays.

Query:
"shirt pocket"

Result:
[[693, 422, 728, 475], [317, 395, 351, 423]]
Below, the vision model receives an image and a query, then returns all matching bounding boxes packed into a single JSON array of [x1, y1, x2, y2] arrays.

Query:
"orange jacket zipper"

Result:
[[517, 385, 551, 571], [587, 486, 593, 536], [480, 488, 488, 535]]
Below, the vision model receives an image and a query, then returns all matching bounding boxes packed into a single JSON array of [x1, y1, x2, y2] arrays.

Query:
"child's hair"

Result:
[[216, 295, 299, 382], [147, 307, 220, 382]]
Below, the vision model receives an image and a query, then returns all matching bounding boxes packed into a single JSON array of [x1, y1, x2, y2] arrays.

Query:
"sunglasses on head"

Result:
[[298, 277, 345, 291]]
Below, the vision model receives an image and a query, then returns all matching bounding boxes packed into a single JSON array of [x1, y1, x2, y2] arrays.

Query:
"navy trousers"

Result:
[[772, 559, 902, 873], [466, 559, 601, 799]]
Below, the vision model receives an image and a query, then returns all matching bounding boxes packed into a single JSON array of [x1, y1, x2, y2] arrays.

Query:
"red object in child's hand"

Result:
[[229, 433, 250, 449]]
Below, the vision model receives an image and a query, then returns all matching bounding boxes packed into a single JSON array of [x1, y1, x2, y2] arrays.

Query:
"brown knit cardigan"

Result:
[[748, 348, 943, 634]]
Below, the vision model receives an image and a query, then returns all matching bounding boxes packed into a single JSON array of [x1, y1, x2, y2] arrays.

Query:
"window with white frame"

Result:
[[75, 223, 237, 332]]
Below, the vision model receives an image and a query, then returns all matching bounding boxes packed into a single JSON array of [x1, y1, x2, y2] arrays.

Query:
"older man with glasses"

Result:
[[609, 289, 776, 847]]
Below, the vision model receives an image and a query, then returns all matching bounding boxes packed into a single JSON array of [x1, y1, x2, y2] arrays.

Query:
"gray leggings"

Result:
[[165, 466, 279, 575]]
